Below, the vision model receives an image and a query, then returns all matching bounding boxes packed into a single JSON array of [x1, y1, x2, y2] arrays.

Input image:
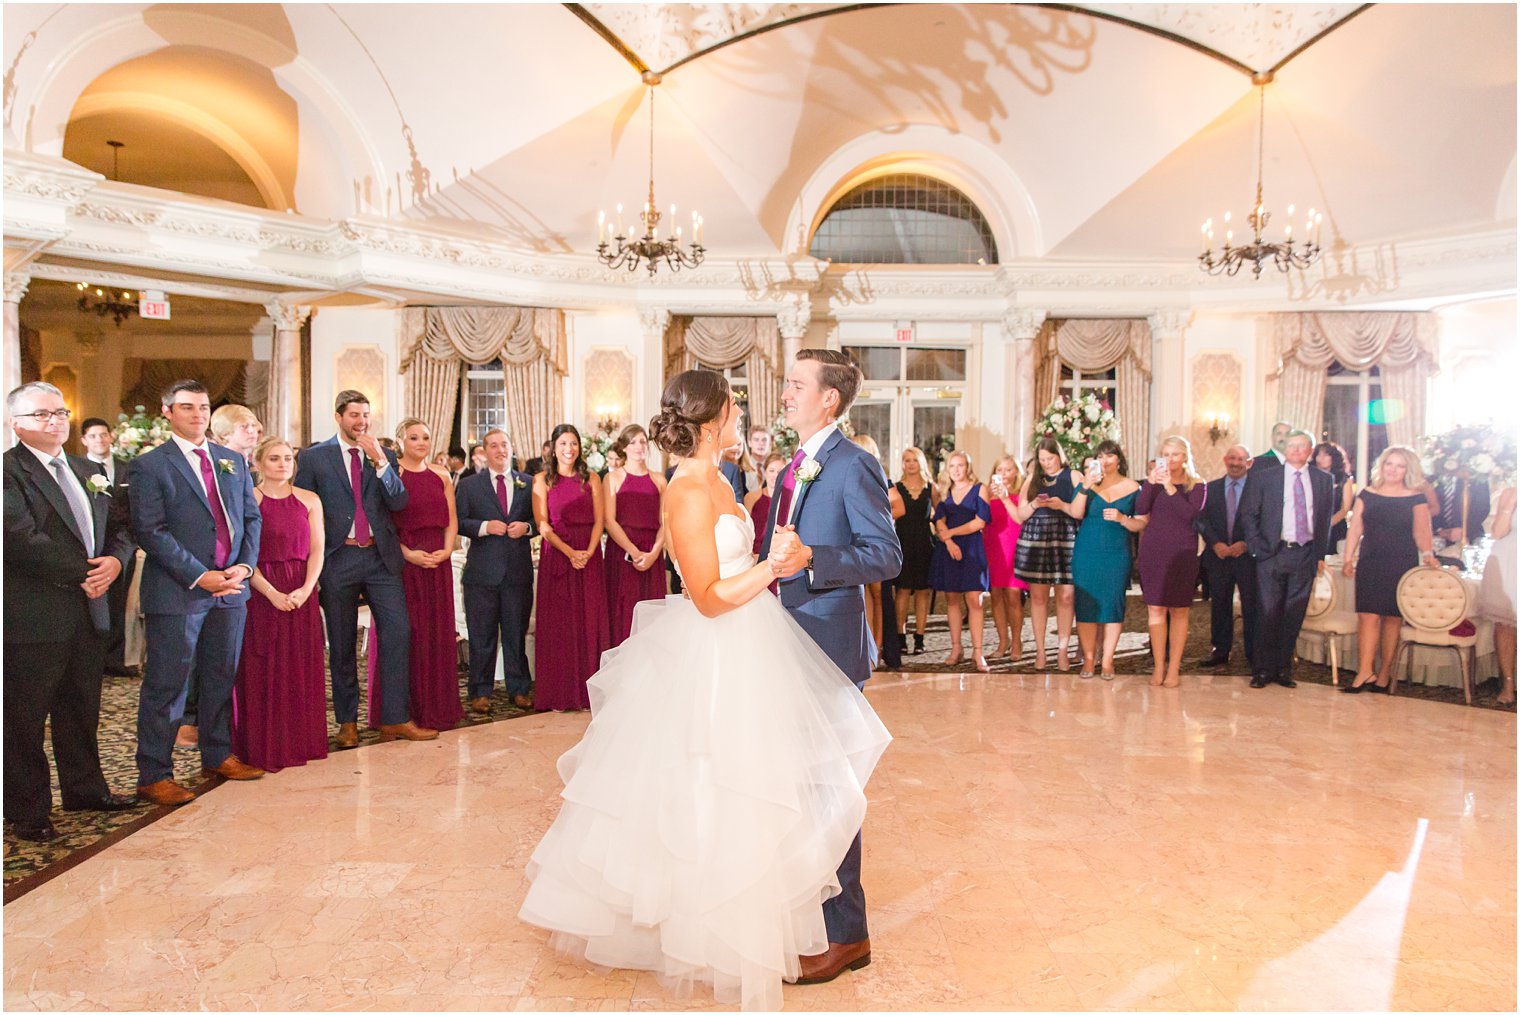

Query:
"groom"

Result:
[[761, 349, 902, 984]]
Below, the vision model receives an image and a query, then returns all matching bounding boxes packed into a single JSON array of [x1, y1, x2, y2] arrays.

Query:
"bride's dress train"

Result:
[[518, 513, 891, 1011]]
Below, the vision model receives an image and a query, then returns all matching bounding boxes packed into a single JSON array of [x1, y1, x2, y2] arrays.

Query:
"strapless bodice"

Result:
[[674, 512, 758, 583]]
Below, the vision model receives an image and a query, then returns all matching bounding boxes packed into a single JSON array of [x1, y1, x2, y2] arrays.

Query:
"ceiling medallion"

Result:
[[1199, 83, 1322, 279], [597, 75, 705, 276]]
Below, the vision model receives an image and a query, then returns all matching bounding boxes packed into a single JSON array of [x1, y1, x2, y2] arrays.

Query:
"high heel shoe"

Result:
[[972, 654, 990, 673], [911, 633, 925, 655], [1341, 673, 1378, 694]]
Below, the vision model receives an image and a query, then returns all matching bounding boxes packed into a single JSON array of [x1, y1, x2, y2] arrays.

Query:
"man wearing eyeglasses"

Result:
[[3, 383, 139, 841]]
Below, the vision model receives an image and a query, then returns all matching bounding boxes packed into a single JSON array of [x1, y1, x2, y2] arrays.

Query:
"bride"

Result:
[[517, 370, 891, 1011]]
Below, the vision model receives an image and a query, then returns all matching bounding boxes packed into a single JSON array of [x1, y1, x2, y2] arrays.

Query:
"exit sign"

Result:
[[140, 290, 170, 320], [895, 320, 914, 343]]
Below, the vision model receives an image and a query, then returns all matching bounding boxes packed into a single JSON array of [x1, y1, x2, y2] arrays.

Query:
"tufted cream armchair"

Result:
[[1299, 567, 1358, 685], [1393, 566, 1477, 704]]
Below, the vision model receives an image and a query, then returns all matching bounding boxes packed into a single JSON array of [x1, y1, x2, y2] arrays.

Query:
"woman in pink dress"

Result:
[[533, 424, 611, 710], [368, 419, 461, 731], [984, 455, 1028, 660], [233, 439, 328, 772], [604, 424, 668, 646]]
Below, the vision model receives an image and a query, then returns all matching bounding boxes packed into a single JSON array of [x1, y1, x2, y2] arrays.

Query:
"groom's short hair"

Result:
[[798, 349, 862, 420]]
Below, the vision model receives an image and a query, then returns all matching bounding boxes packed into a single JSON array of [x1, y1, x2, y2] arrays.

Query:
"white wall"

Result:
[[1430, 297, 1518, 434], [308, 306, 403, 440], [566, 308, 651, 434]]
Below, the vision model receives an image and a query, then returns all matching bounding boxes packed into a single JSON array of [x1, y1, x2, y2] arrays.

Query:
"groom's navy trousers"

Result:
[[761, 427, 902, 944]]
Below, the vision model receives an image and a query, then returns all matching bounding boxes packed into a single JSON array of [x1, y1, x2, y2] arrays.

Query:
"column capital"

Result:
[[4, 273, 31, 304], [266, 301, 311, 331], [1147, 308, 1193, 339], [638, 307, 671, 341], [1001, 308, 1046, 342], [776, 295, 811, 340]]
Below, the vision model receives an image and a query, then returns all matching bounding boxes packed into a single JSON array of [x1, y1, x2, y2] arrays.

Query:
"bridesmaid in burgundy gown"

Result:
[[233, 439, 328, 772], [534, 424, 611, 710], [604, 425, 668, 646]]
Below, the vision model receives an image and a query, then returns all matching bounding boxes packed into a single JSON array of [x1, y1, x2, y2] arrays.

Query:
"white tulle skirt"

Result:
[[518, 592, 891, 1011]]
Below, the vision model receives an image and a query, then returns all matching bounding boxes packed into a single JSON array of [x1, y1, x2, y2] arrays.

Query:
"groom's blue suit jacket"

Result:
[[760, 427, 902, 686]]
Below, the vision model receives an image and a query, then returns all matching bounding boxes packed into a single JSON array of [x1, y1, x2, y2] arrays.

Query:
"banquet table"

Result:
[[1295, 555, 1495, 687]]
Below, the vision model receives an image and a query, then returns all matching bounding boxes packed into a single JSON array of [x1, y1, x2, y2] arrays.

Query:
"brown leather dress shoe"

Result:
[[378, 721, 439, 742], [335, 722, 359, 749], [203, 756, 266, 780], [795, 938, 871, 985], [468, 696, 492, 714], [512, 694, 534, 709], [137, 779, 195, 806]]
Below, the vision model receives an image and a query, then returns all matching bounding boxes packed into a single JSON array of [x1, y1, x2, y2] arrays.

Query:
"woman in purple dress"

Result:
[[605, 424, 668, 646], [233, 439, 328, 772], [369, 419, 462, 731], [533, 424, 611, 710], [1135, 436, 1208, 687]]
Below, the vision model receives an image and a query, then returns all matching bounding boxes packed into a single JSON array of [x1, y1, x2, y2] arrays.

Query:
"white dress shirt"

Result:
[[336, 433, 388, 540], [24, 442, 95, 556], [782, 422, 839, 527], [479, 466, 514, 537], [86, 452, 116, 485], [169, 432, 247, 584], [1280, 463, 1315, 543]]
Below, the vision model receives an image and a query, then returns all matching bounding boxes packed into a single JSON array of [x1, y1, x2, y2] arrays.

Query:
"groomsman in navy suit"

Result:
[[456, 429, 537, 712], [295, 390, 436, 747], [130, 380, 264, 805], [4, 384, 139, 839]]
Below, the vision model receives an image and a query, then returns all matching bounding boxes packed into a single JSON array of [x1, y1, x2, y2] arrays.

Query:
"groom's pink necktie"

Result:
[[773, 449, 808, 529]]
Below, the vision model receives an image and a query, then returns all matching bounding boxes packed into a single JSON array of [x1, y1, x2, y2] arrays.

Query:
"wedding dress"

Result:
[[518, 511, 891, 1011]]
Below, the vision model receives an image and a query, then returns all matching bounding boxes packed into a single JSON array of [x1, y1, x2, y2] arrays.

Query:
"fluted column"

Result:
[[777, 296, 811, 365], [266, 301, 311, 446], [1002, 309, 1046, 451]]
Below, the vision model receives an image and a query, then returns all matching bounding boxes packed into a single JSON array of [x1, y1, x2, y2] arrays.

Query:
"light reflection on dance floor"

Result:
[[4, 671, 1515, 1011]]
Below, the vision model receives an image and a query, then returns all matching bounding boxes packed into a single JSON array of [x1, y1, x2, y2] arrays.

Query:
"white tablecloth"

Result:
[[1296, 557, 1495, 687]]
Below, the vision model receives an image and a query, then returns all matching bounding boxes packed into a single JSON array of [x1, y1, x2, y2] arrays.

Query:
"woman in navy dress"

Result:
[[1069, 441, 1142, 680], [1135, 436, 1208, 687], [1315, 441, 1356, 553], [891, 446, 939, 656], [233, 439, 328, 772], [605, 424, 668, 646], [1341, 446, 1438, 693], [533, 424, 611, 711], [368, 419, 461, 731], [929, 451, 991, 672], [1014, 438, 1081, 671]]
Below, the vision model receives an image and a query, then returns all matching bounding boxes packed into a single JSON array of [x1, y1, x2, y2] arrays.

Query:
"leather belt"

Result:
[[343, 538, 374, 548], [1280, 540, 1308, 548]]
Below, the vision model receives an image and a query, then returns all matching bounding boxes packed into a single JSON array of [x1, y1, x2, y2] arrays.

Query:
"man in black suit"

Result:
[[81, 416, 139, 677], [1250, 420, 1292, 471], [1434, 472, 1491, 565], [1240, 430, 1334, 688], [525, 439, 553, 477], [1195, 444, 1257, 669], [294, 390, 436, 747], [456, 429, 536, 711], [4, 384, 138, 840]]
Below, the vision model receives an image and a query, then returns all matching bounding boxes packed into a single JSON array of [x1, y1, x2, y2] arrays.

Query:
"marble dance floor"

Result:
[[4, 671, 1515, 1012]]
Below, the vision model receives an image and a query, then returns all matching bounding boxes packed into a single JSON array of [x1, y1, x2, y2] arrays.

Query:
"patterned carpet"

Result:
[[5, 597, 1512, 894]]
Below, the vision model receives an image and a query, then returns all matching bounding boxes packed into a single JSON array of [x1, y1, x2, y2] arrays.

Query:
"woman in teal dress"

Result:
[[1070, 441, 1143, 680]]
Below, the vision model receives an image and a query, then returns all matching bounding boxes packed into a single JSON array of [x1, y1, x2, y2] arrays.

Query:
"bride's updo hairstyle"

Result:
[[650, 369, 731, 457]]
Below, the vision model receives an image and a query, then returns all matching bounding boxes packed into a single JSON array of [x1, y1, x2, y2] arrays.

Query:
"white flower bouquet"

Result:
[[112, 406, 173, 462], [1032, 391, 1120, 469]]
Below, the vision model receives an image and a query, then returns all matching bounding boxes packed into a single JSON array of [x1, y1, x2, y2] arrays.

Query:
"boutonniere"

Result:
[[514, 477, 528, 490], [796, 459, 822, 485], [217, 458, 236, 475], [86, 474, 112, 497]]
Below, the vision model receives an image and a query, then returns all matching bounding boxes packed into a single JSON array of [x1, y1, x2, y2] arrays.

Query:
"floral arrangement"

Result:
[[1031, 392, 1120, 470], [582, 423, 618, 474], [111, 405, 173, 462], [769, 413, 854, 459], [1419, 423, 1517, 484]]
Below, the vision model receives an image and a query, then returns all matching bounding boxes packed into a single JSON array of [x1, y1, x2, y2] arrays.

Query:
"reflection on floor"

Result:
[[4, 670, 1514, 1011]]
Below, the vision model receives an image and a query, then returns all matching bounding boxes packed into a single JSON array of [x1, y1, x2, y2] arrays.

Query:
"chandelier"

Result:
[[1199, 84, 1322, 279], [597, 77, 704, 276], [76, 282, 137, 326]]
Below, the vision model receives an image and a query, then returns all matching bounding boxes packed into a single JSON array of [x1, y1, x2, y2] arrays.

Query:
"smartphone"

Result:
[[624, 551, 634, 563], [1154, 458, 1166, 475]]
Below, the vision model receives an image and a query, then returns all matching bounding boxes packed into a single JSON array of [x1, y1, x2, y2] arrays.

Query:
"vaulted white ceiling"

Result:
[[3, 2, 1514, 273]]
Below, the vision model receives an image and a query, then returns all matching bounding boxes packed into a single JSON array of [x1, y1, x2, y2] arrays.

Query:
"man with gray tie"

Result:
[[1195, 444, 1257, 670]]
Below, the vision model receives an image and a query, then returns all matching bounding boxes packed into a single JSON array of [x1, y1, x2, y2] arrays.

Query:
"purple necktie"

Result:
[[1292, 468, 1309, 544], [773, 449, 808, 527], [349, 448, 372, 544], [194, 449, 232, 568], [1226, 479, 1239, 538], [496, 473, 510, 518]]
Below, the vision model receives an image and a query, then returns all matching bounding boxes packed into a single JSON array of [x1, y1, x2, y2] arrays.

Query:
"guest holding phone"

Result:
[[1136, 437, 1208, 687], [984, 456, 1027, 661], [1014, 438, 1080, 671], [1070, 442, 1141, 680]]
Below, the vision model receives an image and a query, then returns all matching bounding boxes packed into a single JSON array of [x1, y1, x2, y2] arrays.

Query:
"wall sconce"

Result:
[[1205, 412, 1232, 446], [595, 404, 620, 435]]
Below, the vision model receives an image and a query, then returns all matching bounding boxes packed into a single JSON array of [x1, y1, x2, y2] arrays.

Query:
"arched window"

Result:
[[808, 174, 998, 265]]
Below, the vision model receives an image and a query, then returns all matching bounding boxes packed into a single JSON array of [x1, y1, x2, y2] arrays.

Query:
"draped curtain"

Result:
[[1270, 312, 1436, 448], [1033, 319, 1153, 455], [120, 359, 246, 415], [400, 306, 567, 456], [665, 316, 782, 429]]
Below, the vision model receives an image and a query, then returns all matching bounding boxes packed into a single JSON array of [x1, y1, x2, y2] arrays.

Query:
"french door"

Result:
[[843, 344, 967, 481]]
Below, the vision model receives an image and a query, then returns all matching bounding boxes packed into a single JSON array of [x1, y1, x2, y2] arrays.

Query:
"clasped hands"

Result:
[[484, 520, 531, 539], [1212, 541, 1249, 560], [767, 525, 811, 579], [80, 555, 123, 599], [195, 566, 249, 598], [403, 547, 453, 569]]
